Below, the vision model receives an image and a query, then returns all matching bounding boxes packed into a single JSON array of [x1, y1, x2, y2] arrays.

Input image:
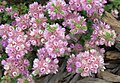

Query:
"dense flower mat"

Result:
[[0, 0, 119, 82]]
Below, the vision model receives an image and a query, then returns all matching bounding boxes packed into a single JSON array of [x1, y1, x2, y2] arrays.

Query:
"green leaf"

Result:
[[12, 5, 18, 11], [108, 38, 113, 42], [104, 4, 113, 11], [8, 76, 11, 81], [87, 0, 91, 3], [1, 76, 6, 80], [52, 3, 64, 15], [81, 10, 87, 18], [55, 48, 59, 52], [60, 11, 64, 14], [20, 3, 28, 13], [1, 80, 5, 83], [24, 80, 29, 83], [106, 32, 111, 37], [54, 9, 58, 12], [0, 53, 7, 61], [3, 15, 8, 21], [46, 24, 53, 32], [78, 68, 83, 73], [46, 27, 53, 32], [76, 24, 81, 29], [103, 32, 114, 42], [79, 18, 84, 24], [70, 29, 76, 34], [82, 26, 87, 31], [36, 18, 41, 23], [53, 26, 57, 31], [35, 34, 39, 39], [34, 71, 39, 75]]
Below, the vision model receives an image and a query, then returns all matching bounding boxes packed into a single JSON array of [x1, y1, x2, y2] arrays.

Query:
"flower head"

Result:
[[46, 0, 68, 20], [67, 49, 105, 76]]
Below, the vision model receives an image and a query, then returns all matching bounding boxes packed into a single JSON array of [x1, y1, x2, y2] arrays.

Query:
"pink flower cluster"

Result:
[[15, 14, 30, 30], [29, 13, 47, 29], [45, 40, 68, 58], [67, 48, 105, 76], [32, 23, 68, 76], [29, 2, 45, 17], [25, 2, 47, 46], [0, 24, 13, 47], [0, 0, 117, 81], [28, 2, 47, 29], [32, 48, 59, 76], [69, 0, 107, 17], [0, 24, 31, 77], [27, 28, 45, 46], [0, 2, 48, 79], [15, 2, 47, 31], [46, 0, 68, 20], [2, 57, 29, 77], [90, 20, 116, 47], [44, 23, 68, 58], [0, 24, 13, 39], [5, 28, 30, 58], [63, 15, 87, 34]]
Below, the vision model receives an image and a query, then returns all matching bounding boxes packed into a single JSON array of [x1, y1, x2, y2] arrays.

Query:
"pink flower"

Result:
[[67, 48, 105, 76], [29, 2, 45, 16], [89, 20, 116, 47], [30, 13, 47, 29], [44, 23, 66, 41], [5, 7, 12, 13], [45, 40, 68, 58], [111, 9, 119, 18], [4, 27, 31, 59], [0, 24, 13, 47], [69, 0, 107, 17], [15, 14, 30, 30], [43, 24, 68, 58], [32, 48, 59, 76], [63, 15, 87, 34], [46, 0, 68, 20], [0, 6, 5, 13], [2, 57, 29, 77], [27, 28, 45, 46]]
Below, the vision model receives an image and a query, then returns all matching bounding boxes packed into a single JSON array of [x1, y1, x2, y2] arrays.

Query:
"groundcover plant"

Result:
[[0, 0, 119, 82]]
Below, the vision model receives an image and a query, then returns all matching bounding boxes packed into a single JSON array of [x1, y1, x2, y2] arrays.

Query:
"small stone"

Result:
[[105, 51, 120, 60], [100, 71, 120, 82]]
